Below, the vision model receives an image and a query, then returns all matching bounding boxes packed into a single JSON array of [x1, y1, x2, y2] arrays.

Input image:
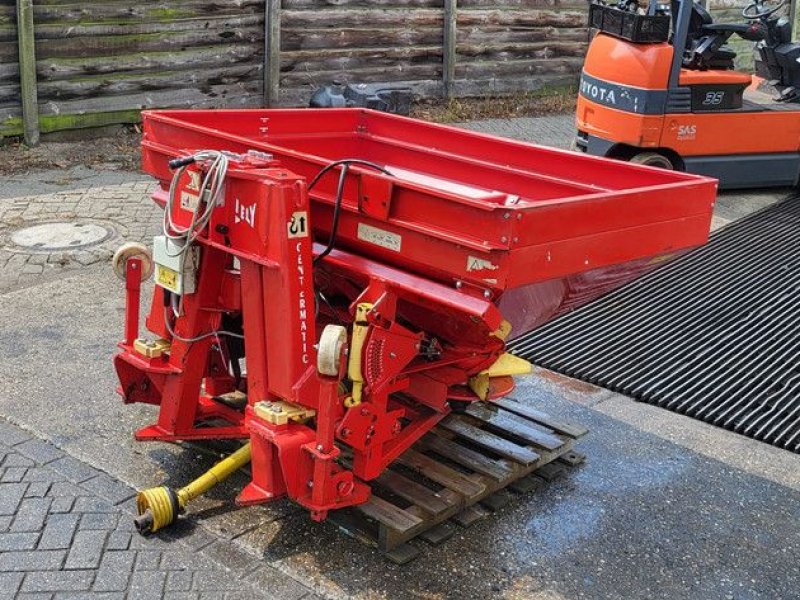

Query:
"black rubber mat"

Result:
[[509, 197, 800, 452]]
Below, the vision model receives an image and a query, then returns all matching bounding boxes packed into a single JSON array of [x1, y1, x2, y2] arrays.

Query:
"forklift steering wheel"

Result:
[[742, 0, 785, 20]]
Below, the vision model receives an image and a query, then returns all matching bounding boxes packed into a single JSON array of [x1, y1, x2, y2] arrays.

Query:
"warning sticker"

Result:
[[466, 256, 499, 272], [357, 223, 401, 252], [288, 211, 309, 238]]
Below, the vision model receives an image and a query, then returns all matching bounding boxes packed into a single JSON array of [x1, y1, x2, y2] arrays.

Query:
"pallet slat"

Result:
[[375, 470, 452, 515], [439, 416, 540, 465], [464, 404, 565, 450], [358, 496, 423, 533], [417, 433, 513, 481], [492, 398, 590, 438], [397, 449, 486, 499]]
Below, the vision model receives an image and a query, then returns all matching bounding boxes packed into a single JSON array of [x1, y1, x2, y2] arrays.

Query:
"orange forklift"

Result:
[[575, 0, 800, 188]]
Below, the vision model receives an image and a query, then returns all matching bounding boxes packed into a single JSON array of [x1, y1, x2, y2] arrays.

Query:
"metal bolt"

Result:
[[483, 289, 491, 298], [307, 481, 314, 488], [512, 237, 519, 243], [503, 212, 510, 219], [271, 405, 283, 413], [389, 352, 397, 359], [501, 236, 508, 243], [316, 444, 323, 451], [455, 280, 463, 289]]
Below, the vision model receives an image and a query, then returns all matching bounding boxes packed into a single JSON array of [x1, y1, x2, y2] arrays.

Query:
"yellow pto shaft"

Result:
[[134, 442, 252, 534]]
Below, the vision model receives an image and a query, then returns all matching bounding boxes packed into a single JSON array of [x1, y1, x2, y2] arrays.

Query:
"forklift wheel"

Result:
[[629, 152, 674, 170]]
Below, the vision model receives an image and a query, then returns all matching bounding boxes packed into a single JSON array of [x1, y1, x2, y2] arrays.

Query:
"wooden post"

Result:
[[264, 0, 281, 107], [443, 0, 457, 99], [16, 0, 39, 146]]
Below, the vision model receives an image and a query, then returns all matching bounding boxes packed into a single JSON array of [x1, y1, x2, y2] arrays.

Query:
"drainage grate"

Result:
[[509, 197, 800, 453]]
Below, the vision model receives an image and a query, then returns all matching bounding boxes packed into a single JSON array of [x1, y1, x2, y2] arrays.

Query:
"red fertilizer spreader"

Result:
[[112, 109, 715, 531]]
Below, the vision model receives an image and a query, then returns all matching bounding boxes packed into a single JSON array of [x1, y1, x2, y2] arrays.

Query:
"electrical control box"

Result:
[[152, 235, 199, 295]]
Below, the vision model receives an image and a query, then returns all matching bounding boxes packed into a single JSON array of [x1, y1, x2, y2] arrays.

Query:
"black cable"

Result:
[[309, 159, 392, 266]]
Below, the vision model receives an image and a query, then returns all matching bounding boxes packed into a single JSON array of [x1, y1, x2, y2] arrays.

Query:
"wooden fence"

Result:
[[0, 1, 791, 142], [1, 0, 589, 141]]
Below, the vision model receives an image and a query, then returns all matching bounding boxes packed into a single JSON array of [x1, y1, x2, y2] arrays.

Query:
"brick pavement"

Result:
[[0, 181, 160, 293], [0, 419, 317, 600]]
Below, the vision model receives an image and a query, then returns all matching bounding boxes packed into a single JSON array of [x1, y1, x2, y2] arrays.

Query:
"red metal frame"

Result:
[[114, 108, 717, 520]]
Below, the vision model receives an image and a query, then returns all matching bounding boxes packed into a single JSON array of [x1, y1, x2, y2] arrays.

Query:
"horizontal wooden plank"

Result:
[[397, 449, 486, 498], [375, 470, 452, 515], [283, 8, 443, 28], [31, 1, 264, 24], [281, 64, 440, 87], [36, 83, 262, 118], [358, 496, 423, 533], [282, 27, 443, 51], [458, 8, 586, 27], [33, 64, 262, 103], [418, 433, 513, 481], [457, 40, 588, 60], [464, 404, 565, 450], [492, 398, 589, 438], [456, 56, 583, 79], [37, 44, 260, 81], [282, 46, 442, 73], [33, 29, 263, 60], [29, 14, 264, 42], [439, 416, 541, 465]]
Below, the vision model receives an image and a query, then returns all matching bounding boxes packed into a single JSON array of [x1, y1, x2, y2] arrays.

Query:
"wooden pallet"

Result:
[[329, 398, 588, 563]]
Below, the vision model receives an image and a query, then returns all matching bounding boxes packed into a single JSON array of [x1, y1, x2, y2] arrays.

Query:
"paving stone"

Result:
[[54, 594, 125, 600], [0, 420, 32, 446], [48, 481, 87, 499], [92, 550, 135, 592], [12, 497, 52, 531], [1, 465, 28, 482], [79, 474, 135, 505], [3, 453, 36, 467], [48, 456, 99, 484], [0, 531, 39, 551], [0, 482, 28, 515], [165, 570, 193, 592], [24, 482, 51, 497], [38, 513, 80, 550], [64, 529, 107, 569], [0, 514, 12, 531], [104, 530, 131, 550], [0, 572, 25, 600], [24, 468, 66, 484], [79, 512, 118, 530], [20, 570, 94, 593], [128, 570, 167, 600], [48, 497, 74, 513], [0, 550, 66, 571], [135, 549, 163, 570], [71, 496, 115, 513], [15, 439, 63, 464]]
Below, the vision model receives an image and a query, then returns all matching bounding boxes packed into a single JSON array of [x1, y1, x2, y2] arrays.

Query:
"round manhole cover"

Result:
[[10, 222, 113, 252]]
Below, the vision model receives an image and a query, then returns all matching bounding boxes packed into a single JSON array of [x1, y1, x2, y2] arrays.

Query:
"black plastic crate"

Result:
[[588, 4, 670, 43]]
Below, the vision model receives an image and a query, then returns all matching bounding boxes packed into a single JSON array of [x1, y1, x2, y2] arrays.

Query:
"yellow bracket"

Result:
[[133, 338, 171, 359], [346, 302, 372, 407], [253, 400, 316, 426]]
